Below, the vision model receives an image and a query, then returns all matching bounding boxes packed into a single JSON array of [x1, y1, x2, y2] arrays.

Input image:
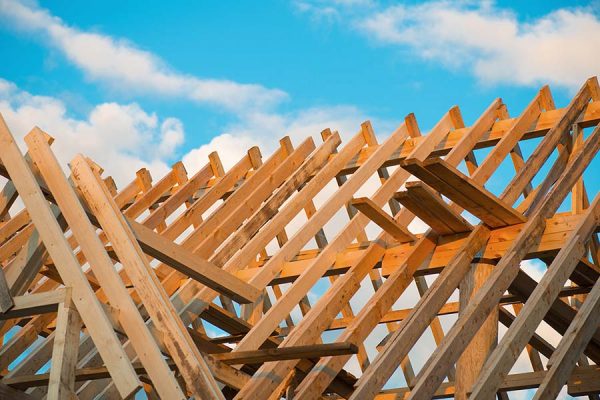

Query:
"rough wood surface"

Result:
[[0, 77, 598, 399]]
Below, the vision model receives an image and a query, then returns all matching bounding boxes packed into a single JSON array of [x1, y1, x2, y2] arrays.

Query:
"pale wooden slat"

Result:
[[70, 155, 224, 400], [0, 115, 141, 398]]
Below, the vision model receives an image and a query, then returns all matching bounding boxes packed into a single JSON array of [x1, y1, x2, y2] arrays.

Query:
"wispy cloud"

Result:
[[0, 0, 388, 197], [182, 104, 372, 172], [297, 0, 600, 91], [0, 78, 182, 185], [0, 74, 375, 190], [0, 0, 288, 112]]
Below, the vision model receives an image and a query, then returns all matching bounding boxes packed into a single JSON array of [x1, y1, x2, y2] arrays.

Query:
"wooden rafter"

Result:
[[0, 77, 598, 400]]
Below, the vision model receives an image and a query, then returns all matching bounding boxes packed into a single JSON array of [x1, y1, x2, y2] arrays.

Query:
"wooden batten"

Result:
[[0, 77, 598, 399]]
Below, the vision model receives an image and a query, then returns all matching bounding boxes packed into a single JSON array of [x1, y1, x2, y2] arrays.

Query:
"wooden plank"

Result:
[[402, 157, 525, 227], [47, 289, 81, 400], [2, 343, 355, 391], [455, 260, 497, 400], [470, 193, 600, 398], [502, 77, 598, 206], [216, 342, 358, 365], [24, 129, 187, 400], [0, 262, 13, 313], [128, 219, 260, 303], [568, 366, 600, 396], [394, 181, 471, 235], [351, 197, 415, 242], [0, 288, 65, 320], [348, 226, 490, 400], [241, 108, 461, 399], [425, 157, 526, 225], [2, 226, 48, 297], [534, 267, 600, 399], [0, 117, 141, 398], [0, 382, 37, 400], [406, 86, 600, 400], [0, 180, 17, 220], [372, 367, 600, 399], [0, 209, 30, 244], [70, 155, 224, 400]]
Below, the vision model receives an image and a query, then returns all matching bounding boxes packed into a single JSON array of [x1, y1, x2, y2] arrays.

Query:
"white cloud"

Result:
[[294, 0, 374, 20], [184, 104, 374, 171], [0, 75, 382, 203], [158, 118, 185, 158], [298, 0, 600, 91], [0, 0, 288, 112], [0, 78, 177, 186]]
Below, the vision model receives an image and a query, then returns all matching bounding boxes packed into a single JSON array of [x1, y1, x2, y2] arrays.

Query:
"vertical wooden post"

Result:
[[455, 261, 498, 400], [48, 288, 81, 400]]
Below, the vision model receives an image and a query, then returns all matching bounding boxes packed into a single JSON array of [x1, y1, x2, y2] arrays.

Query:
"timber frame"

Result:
[[0, 77, 599, 399]]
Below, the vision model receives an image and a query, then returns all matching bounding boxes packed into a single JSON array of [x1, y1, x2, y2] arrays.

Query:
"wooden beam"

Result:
[[0, 116, 141, 399], [2, 226, 48, 297], [470, 194, 600, 398], [0, 263, 13, 313], [128, 219, 260, 303], [0, 382, 37, 400], [373, 367, 600, 399], [455, 260, 497, 400], [216, 342, 358, 365], [351, 197, 415, 242], [3, 343, 355, 391], [0, 289, 65, 320], [348, 225, 490, 399], [406, 81, 600, 400], [534, 270, 600, 399], [394, 181, 472, 235], [24, 129, 189, 400], [568, 366, 600, 396], [47, 288, 81, 400], [0, 180, 17, 220], [401, 157, 525, 227], [70, 155, 224, 400]]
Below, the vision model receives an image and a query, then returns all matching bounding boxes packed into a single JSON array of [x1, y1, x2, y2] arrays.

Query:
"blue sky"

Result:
[[1, 0, 599, 189], [1, 1, 599, 398]]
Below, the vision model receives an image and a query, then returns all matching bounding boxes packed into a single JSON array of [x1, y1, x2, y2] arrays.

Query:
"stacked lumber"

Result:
[[0, 77, 599, 399]]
